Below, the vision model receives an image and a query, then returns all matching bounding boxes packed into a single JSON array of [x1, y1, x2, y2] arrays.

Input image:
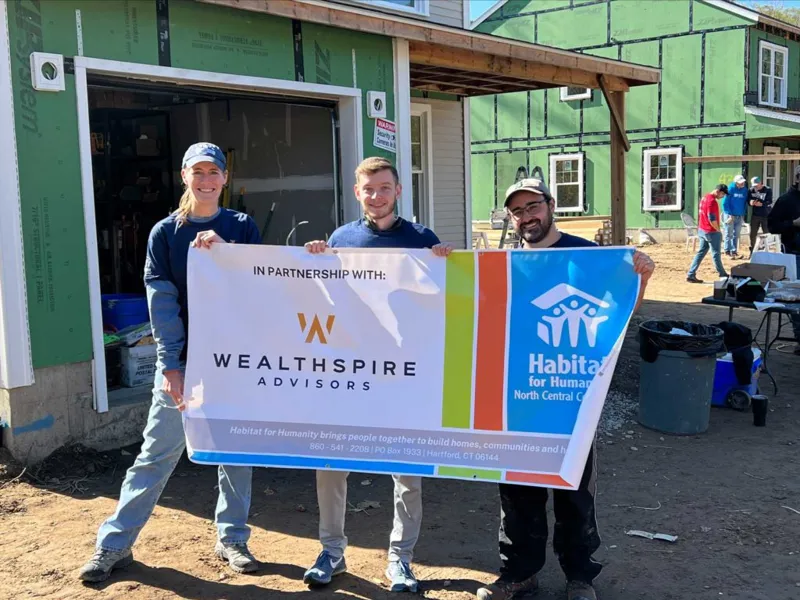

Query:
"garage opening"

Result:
[[87, 76, 342, 402]]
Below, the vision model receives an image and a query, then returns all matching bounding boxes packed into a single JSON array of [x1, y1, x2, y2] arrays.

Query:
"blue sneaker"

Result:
[[386, 560, 418, 593], [303, 550, 347, 586]]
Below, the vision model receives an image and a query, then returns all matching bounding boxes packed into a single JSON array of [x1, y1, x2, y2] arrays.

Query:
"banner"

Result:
[[183, 245, 640, 489]]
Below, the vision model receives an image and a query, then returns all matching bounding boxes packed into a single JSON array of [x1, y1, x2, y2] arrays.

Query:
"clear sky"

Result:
[[467, 0, 800, 23]]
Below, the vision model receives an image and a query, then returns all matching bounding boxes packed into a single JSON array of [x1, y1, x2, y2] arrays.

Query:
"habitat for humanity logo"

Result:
[[298, 313, 335, 344], [532, 284, 609, 349]]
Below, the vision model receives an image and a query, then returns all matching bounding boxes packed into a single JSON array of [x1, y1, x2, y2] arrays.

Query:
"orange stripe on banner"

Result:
[[473, 251, 507, 431], [505, 472, 572, 487]]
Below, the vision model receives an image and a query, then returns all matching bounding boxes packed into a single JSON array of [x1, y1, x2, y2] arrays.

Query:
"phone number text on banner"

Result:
[[183, 244, 639, 489]]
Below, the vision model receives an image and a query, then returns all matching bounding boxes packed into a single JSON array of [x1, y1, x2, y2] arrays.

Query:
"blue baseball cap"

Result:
[[182, 142, 226, 170]]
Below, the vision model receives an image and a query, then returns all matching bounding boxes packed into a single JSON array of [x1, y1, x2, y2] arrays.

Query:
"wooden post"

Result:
[[608, 89, 627, 246]]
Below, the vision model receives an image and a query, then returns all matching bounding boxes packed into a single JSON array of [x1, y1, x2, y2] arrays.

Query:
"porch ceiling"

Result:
[[197, 0, 660, 96]]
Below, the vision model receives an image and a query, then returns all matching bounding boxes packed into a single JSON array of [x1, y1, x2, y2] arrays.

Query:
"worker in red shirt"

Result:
[[687, 184, 729, 283]]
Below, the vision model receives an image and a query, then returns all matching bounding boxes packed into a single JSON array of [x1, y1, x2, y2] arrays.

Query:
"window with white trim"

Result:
[[759, 41, 788, 108], [410, 107, 432, 226], [560, 87, 591, 101], [350, 0, 429, 16], [643, 147, 683, 211], [548, 153, 584, 213]]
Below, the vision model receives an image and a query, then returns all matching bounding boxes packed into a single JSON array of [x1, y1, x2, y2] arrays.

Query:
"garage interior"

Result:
[[87, 77, 341, 395]]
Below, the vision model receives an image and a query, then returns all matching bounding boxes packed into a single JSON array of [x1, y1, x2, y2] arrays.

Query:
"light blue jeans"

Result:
[[95, 368, 253, 552], [687, 230, 727, 278], [723, 214, 743, 254]]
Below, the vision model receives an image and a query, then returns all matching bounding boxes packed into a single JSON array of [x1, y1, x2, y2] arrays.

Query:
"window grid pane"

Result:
[[774, 78, 783, 106], [645, 150, 681, 209], [556, 183, 581, 209]]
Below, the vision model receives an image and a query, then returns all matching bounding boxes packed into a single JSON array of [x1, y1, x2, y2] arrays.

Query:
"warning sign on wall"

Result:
[[373, 118, 397, 153]]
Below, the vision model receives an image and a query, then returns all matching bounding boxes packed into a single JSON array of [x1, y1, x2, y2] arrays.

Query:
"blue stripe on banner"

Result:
[[506, 248, 638, 435], [189, 452, 437, 475]]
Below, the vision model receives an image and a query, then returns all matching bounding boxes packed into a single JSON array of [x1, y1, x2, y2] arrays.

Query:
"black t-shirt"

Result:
[[547, 232, 598, 249]]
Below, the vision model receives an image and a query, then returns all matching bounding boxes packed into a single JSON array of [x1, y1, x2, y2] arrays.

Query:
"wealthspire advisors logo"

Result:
[[297, 313, 335, 344], [531, 284, 610, 348]]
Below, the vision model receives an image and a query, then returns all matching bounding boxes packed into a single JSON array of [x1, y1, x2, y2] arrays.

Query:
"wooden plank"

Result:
[[608, 90, 627, 246], [409, 44, 631, 92], [598, 75, 630, 152], [684, 154, 800, 163], [196, 0, 659, 88]]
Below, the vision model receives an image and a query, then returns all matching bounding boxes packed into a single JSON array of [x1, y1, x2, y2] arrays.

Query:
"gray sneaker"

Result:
[[303, 550, 347, 586], [214, 541, 259, 573], [386, 560, 418, 593], [78, 548, 134, 583]]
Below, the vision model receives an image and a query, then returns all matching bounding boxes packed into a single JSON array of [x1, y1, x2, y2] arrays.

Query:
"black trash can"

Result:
[[638, 320, 725, 435]]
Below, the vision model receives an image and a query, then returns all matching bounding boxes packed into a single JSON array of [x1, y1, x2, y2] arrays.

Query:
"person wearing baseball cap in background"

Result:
[[687, 184, 729, 283], [768, 164, 800, 354], [79, 142, 264, 583], [748, 176, 772, 256], [722, 174, 748, 259], [476, 177, 655, 600]]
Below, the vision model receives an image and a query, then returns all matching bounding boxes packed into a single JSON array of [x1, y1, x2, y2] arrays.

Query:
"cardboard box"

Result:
[[120, 344, 157, 388], [730, 263, 785, 283]]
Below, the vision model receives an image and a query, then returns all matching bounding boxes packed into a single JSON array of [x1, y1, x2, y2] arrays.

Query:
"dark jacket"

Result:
[[767, 186, 800, 254], [748, 185, 773, 217]]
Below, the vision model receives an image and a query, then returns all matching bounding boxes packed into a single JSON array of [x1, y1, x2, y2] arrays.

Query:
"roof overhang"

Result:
[[196, 0, 660, 97], [702, 0, 800, 38]]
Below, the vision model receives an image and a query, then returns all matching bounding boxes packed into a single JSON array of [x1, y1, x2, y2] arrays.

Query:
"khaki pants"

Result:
[[316, 470, 422, 563]]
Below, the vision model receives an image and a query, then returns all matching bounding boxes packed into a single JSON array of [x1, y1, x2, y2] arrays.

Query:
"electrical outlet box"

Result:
[[367, 91, 387, 119], [30, 52, 65, 92]]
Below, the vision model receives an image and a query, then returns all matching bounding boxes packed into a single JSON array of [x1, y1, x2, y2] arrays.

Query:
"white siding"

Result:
[[413, 97, 467, 247], [429, 0, 464, 28], [329, 0, 465, 28]]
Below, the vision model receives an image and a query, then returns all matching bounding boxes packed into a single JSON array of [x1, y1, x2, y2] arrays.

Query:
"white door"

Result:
[[764, 146, 780, 196], [410, 104, 433, 227], [784, 148, 799, 194]]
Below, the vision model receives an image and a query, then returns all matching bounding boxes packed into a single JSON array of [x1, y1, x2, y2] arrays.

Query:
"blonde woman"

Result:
[[79, 143, 262, 583]]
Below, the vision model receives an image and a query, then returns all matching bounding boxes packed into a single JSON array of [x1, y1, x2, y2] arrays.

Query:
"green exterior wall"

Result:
[[8, 0, 394, 369], [471, 0, 757, 229]]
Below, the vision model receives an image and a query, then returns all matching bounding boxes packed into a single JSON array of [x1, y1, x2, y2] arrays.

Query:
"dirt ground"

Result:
[[2, 243, 800, 600]]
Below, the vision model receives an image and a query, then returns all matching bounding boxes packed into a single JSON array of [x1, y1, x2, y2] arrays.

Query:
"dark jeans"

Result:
[[749, 216, 769, 252], [793, 255, 800, 343], [497, 443, 602, 585]]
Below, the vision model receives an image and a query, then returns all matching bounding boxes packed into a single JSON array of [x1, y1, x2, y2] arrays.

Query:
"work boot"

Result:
[[78, 548, 134, 583], [476, 574, 539, 599], [566, 580, 597, 600], [686, 275, 704, 283], [215, 541, 259, 573]]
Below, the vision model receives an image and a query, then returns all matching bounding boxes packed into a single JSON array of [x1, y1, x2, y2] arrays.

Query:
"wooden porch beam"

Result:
[[608, 89, 627, 246], [684, 154, 800, 163], [598, 74, 630, 152], [411, 78, 506, 94], [410, 44, 631, 92]]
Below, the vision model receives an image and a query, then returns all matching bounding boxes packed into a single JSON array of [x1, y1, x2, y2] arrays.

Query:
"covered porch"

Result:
[[684, 107, 800, 199], [198, 0, 660, 245]]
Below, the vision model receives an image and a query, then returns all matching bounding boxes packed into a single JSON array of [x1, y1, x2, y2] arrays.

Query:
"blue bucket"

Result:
[[102, 293, 149, 331]]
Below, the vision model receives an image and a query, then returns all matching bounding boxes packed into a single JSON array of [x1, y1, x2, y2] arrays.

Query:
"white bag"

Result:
[[750, 251, 798, 280]]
